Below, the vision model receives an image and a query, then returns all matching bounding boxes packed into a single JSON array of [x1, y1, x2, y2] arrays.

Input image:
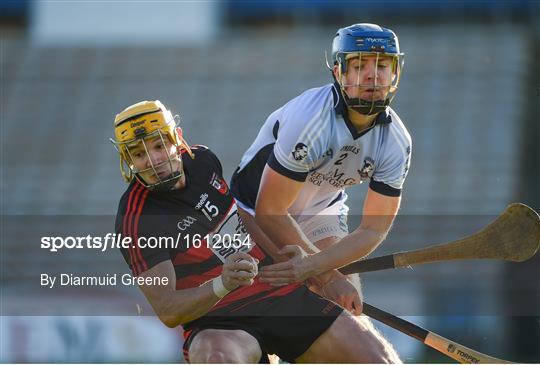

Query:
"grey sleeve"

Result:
[[371, 132, 411, 194], [268, 101, 328, 181]]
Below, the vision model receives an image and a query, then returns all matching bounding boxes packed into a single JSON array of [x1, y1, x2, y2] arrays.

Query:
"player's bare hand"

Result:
[[222, 252, 259, 290], [317, 271, 362, 315], [258, 245, 314, 285]]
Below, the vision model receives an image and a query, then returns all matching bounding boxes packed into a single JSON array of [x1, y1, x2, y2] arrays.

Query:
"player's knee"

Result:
[[189, 329, 262, 363], [190, 348, 239, 363], [205, 350, 240, 363]]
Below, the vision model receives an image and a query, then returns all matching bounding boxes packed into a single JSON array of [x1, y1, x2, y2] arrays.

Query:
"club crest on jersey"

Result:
[[292, 143, 308, 161], [358, 157, 375, 179], [209, 173, 228, 195]]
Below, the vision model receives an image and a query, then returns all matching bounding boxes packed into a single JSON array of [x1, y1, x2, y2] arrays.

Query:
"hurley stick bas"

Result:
[[340, 203, 540, 275]]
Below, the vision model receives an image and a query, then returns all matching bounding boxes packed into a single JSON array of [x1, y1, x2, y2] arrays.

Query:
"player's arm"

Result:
[[260, 188, 400, 282], [137, 252, 257, 328], [310, 187, 401, 273], [255, 165, 352, 259], [255, 164, 320, 255], [255, 164, 364, 314]]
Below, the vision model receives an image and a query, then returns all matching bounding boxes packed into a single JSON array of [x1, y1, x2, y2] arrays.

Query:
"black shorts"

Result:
[[183, 285, 343, 363]]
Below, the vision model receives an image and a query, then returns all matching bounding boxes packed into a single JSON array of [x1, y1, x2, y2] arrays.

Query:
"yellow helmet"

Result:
[[110, 100, 193, 190]]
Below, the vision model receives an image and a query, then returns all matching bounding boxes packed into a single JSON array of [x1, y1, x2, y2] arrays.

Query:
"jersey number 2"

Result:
[[335, 153, 348, 165]]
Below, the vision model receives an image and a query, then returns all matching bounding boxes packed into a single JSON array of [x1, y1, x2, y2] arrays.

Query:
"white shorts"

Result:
[[236, 198, 349, 244], [297, 201, 349, 244]]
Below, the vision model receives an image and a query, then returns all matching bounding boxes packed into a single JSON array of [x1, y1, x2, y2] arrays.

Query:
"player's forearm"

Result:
[[309, 227, 388, 275], [151, 281, 222, 327], [255, 213, 319, 254], [255, 213, 346, 284]]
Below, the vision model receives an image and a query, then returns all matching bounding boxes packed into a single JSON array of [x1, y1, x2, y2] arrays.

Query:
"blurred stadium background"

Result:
[[1, 0, 539, 363]]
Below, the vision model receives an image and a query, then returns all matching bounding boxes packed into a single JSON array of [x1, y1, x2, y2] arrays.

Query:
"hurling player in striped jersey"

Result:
[[111, 100, 400, 363]]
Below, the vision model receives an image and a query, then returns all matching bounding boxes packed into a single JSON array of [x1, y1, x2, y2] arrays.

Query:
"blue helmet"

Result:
[[331, 23, 404, 115]]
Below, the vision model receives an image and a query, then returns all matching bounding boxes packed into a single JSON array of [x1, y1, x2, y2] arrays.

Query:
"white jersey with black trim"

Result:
[[230, 83, 411, 218]]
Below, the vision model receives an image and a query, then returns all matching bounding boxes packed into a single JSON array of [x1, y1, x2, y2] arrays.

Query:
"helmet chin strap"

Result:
[[343, 92, 389, 116]]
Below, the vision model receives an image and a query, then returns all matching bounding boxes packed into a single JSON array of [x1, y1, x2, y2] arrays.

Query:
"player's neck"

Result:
[[347, 107, 378, 133]]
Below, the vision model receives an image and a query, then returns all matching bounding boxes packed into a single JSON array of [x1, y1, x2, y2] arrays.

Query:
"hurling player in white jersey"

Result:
[[231, 23, 411, 315]]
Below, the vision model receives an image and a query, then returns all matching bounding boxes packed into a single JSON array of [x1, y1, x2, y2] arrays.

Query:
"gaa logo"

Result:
[[447, 344, 456, 353], [177, 216, 197, 231]]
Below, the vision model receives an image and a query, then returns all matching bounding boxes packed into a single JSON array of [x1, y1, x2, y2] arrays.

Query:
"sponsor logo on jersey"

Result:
[[358, 157, 375, 179], [177, 216, 197, 231], [209, 172, 229, 195], [340, 145, 360, 154], [309, 168, 357, 188], [195, 193, 209, 210], [292, 143, 308, 161]]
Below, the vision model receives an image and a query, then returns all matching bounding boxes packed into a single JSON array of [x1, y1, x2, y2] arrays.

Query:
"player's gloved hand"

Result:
[[315, 271, 363, 316], [258, 245, 314, 284], [221, 252, 259, 291]]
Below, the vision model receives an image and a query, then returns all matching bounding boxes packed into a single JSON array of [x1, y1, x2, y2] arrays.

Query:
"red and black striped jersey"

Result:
[[115, 146, 296, 310]]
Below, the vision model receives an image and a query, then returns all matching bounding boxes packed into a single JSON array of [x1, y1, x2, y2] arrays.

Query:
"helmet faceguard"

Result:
[[329, 23, 404, 115], [110, 100, 194, 191]]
